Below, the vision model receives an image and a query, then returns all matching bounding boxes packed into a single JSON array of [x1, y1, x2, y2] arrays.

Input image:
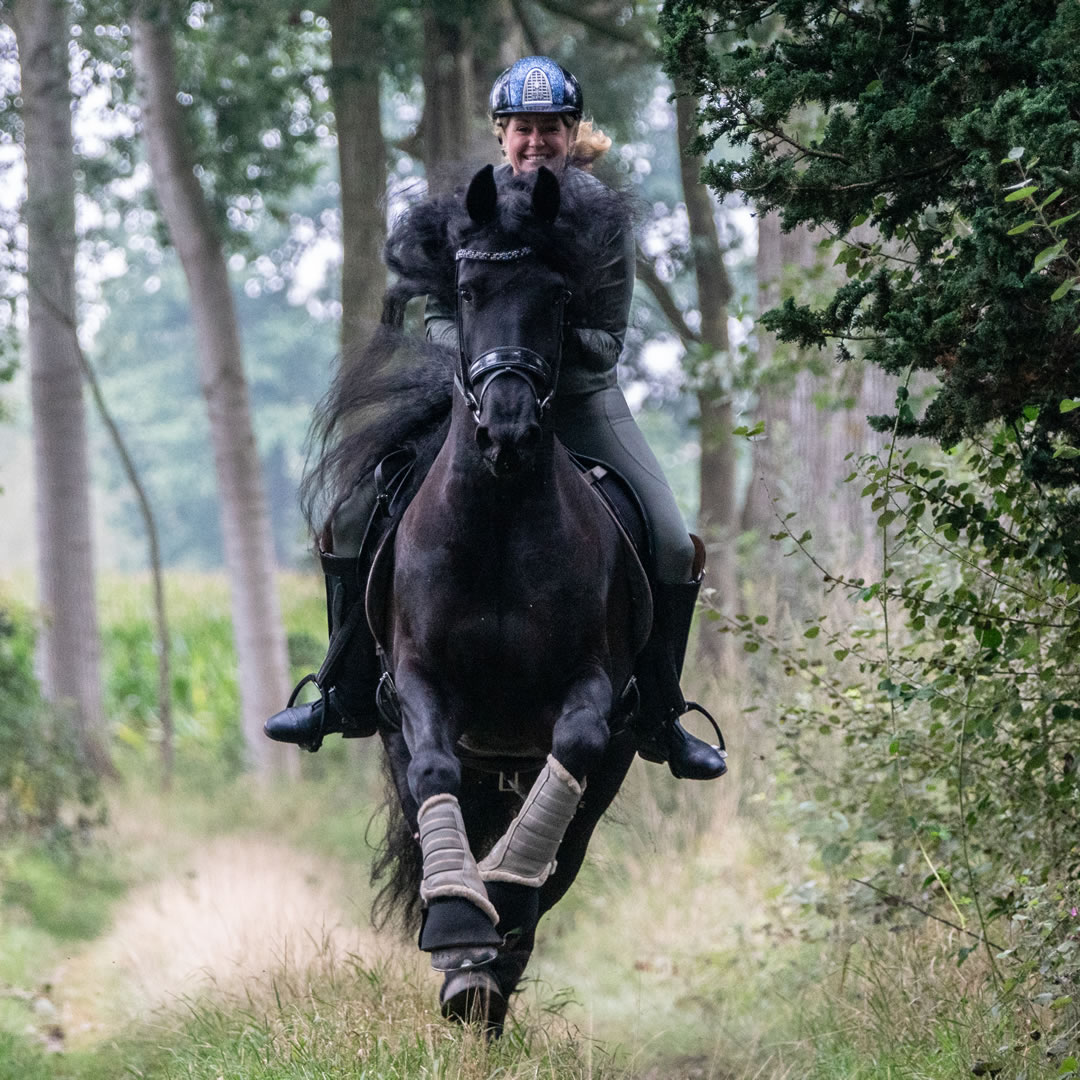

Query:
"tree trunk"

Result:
[[329, 0, 385, 354], [675, 89, 735, 673], [14, 0, 113, 778], [741, 210, 782, 534], [132, 11, 295, 781], [421, 6, 482, 185]]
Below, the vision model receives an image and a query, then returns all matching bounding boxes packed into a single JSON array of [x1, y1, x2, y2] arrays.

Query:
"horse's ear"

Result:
[[531, 166, 561, 223], [466, 165, 498, 224]]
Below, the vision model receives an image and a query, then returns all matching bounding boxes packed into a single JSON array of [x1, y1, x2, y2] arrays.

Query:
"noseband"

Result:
[[454, 245, 570, 422]]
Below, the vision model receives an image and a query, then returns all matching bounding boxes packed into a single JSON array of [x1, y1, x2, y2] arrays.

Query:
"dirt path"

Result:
[[49, 833, 404, 1049]]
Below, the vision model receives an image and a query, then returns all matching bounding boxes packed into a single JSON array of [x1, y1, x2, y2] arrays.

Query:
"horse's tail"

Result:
[[371, 755, 423, 933], [300, 327, 454, 535]]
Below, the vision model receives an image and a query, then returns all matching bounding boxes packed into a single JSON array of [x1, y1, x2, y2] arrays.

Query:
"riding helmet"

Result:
[[490, 56, 583, 119]]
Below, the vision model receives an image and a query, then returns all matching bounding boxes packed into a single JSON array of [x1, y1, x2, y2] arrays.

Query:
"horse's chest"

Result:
[[404, 538, 601, 671]]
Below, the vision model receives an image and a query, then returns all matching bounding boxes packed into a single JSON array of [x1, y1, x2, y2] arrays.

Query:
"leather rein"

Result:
[[453, 245, 571, 422]]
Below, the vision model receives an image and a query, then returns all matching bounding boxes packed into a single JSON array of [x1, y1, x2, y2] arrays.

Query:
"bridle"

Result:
[[453, 245, 571, 423]]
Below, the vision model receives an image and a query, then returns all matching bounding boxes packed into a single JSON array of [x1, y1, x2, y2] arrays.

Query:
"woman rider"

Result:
[[266, 56, 726, 781]]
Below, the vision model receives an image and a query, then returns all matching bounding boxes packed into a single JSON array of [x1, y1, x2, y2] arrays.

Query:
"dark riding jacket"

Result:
[[423, 163, 636, 396]]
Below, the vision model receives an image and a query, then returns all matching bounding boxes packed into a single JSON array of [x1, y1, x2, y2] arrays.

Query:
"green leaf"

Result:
[[1050, 277, 1078, 301], [1061, 399, 1080, 413], [1004, 185, 1038, 202], [1033, 241, 1066, 271], [1049, 210, 1080, 228], [1007, 220, 1038, 235], [1038, 187, 1063, 209], [975, 625, 1003, 650], [820, 842, 851, 867], [804, 626, 821, 638], [1052, 444, 1080, 459]]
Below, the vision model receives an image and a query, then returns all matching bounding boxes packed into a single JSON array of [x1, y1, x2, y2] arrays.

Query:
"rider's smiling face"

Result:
[[503, 114, 574, 175]]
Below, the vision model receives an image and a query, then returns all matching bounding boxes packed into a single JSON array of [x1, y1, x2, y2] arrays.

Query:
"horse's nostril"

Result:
[[475, 426, 492, 453]]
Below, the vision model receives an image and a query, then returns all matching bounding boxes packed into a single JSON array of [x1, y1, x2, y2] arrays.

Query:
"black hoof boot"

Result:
[[420, 896, 501, 971]]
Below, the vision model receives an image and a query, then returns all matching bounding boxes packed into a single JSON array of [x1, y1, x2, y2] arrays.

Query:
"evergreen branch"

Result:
[[756, 121, 850, 163]]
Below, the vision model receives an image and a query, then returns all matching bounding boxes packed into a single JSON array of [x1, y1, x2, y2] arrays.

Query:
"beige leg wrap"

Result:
[[417, 794, 498, 924], [477, 755, 584, 888]]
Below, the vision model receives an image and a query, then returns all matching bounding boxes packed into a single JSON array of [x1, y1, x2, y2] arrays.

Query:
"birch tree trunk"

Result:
[[132, 11, 294, 780], [329, 0, 385, 354], [14, 0, 112, 777], [675, 90, 735, 673]]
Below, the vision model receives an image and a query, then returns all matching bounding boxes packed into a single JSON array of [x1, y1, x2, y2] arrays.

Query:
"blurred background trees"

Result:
[[1, 0, 1077, 1055]]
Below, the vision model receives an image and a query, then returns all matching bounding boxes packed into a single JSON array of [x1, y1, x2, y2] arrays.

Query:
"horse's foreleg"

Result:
[[478, 666, 612, 889], [396, 656, 501, 963]]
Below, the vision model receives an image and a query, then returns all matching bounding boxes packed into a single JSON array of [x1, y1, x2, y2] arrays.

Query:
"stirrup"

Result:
[[682, 700, 727, 758]]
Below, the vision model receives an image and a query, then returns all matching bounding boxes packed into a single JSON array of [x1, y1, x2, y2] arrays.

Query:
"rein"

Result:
[[453, 245, 570, 422]]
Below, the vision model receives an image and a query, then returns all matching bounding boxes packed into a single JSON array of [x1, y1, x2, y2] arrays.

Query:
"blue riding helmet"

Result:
[[490, 56, 583, 119]]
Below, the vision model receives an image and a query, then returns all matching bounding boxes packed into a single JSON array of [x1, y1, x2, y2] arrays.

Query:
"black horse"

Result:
[[305, 164, 650, 1032]]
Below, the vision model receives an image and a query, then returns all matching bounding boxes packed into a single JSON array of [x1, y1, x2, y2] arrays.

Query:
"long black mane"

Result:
[[300, 166, 633, 536]]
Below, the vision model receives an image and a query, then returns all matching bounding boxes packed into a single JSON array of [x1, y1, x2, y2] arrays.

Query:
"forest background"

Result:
[[0, 1, 1077, 1078]]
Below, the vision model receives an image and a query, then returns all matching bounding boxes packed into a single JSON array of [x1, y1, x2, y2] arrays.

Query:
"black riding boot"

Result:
[[631, 578, 727, 781], [264, 551, 380, 752]]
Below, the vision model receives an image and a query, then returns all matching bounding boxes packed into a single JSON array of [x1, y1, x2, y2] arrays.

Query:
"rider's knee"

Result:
[[655, 527, 696, 584]]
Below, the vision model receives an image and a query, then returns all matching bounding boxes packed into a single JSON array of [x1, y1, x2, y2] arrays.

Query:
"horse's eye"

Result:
[[458, 287, 473, 305]]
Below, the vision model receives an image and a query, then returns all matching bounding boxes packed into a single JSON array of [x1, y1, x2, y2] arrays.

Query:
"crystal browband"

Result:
[[456, 246, 534, 262]]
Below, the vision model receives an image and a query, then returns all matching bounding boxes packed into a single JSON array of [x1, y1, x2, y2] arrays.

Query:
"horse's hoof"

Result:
[[440, 968, 507, 1036], [429, 945, 498, 973]]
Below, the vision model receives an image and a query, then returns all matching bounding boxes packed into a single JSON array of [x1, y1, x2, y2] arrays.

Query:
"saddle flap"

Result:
[[575, 460, 654, 657]]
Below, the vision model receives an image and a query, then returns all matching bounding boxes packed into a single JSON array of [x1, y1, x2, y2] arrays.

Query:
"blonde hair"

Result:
[[493, 115, 613, 171], [568, 119, 612, 170]]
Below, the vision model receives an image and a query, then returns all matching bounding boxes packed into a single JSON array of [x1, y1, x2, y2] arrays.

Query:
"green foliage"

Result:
[[99, 571, 325, 780], [724, 415, 1080, 1006], [0, 847, 124, 941], [82, 0, 330, 252], [0, 1034, 53, 1080], [659, 0, 1080, 476], [0, 604, 101, 843]]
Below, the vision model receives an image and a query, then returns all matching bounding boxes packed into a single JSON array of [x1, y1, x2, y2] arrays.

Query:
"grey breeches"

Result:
[[551, 388, 695, 584], [329, 387, 695, 584]]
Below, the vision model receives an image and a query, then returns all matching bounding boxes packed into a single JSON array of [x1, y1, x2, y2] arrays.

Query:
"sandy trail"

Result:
[[52, 833, 402, 1046]]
